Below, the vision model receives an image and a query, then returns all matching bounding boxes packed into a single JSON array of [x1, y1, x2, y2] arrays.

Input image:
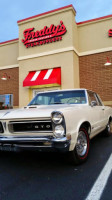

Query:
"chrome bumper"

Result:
[[0, 136, 70, 152]]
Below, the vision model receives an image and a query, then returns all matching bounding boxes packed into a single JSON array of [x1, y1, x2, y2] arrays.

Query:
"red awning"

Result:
[[23, 67, 61, 87]]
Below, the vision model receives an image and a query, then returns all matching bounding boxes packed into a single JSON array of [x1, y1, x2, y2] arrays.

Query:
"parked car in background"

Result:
[[0, 89, 112, 164]]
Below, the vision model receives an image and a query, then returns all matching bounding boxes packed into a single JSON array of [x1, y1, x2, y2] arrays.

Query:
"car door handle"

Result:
[[102, 108, 105, 111]]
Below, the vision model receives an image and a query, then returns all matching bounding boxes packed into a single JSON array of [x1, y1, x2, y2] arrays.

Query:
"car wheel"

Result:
[[69, 126, 90, 165], [104, 119, 112, 137]]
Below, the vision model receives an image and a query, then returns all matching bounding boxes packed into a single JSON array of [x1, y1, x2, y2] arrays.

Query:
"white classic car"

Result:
[[0, 89, 112, 164]]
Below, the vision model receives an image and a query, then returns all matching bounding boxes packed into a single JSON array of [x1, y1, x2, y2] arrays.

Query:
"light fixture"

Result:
[[1, 73, 10, 80], [104, 57, 112, 66]]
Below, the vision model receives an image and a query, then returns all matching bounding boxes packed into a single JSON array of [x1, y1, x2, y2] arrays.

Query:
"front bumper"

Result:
[[0, 136, 70, 152]]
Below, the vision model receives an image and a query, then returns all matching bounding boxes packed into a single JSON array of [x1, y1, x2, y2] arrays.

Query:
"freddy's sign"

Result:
[[108, 29, 112, 37], [22, 21, 67, 48]]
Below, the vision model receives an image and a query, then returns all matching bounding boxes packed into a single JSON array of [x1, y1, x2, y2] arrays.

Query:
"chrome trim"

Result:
[[13, 144, 52, 148], [0, 136, 68, 143], [9, 120, 51, 124], [4, 117, 51, 121], [52, 137, 68, 142], [9, 131, 53, 134]]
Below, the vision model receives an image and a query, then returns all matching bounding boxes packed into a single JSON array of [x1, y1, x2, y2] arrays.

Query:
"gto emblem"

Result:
[[46, 125, 50, 128], [35, 125, 39, 129], [41, 125, 44, 129], [34, 124, 51, 129]]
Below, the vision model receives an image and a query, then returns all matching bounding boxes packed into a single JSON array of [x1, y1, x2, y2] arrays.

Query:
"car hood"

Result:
[[0, 104, 84, 120], [0, 109, 17, 119]]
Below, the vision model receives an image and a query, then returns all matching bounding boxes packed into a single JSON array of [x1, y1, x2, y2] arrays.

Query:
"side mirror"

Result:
[[91, 101, 97, 107]]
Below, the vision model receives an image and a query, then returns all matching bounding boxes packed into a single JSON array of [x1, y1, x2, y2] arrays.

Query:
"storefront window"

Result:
[[0, 94, 13, 109]]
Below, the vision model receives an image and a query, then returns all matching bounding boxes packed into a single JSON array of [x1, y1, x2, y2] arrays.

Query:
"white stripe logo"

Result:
[[43, 69, 53, 80], [31, 71, 40, 81]]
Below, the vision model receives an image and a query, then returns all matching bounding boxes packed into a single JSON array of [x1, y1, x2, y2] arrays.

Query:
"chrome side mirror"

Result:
[[91, 101, 97, 107]]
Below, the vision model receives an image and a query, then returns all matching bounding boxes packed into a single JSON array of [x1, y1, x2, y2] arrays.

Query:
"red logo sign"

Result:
[[108, 29, 112, 37], [22, 21, 67, 48]]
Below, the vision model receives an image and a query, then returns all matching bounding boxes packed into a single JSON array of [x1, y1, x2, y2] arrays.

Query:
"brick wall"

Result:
[[79, 51, 112, 102], [0, 68, 19, 106]]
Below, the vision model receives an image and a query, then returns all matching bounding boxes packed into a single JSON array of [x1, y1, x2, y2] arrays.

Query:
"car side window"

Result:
[[87, 91, 98, 106], [95, 94, 103, 106]]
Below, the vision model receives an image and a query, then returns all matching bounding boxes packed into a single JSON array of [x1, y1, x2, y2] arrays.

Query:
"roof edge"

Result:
[[17, 4, 76, 24], [0, 38, 19, 46], [77, 14, 112, 25]]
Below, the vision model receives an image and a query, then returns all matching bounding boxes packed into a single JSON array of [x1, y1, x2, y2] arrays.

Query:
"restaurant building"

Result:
[[0, 4, 112, 108]]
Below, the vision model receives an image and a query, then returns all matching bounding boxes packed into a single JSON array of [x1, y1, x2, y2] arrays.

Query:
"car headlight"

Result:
[[54, 125, 65, 138], [51, 112, 63, 124]]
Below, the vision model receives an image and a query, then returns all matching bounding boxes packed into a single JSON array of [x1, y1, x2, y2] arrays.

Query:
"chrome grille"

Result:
[[8, 120, 52, 133]]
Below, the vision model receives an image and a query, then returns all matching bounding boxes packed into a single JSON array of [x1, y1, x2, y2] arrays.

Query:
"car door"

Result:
[[95, 93, 107, 127], [87, 91, 105, 137]]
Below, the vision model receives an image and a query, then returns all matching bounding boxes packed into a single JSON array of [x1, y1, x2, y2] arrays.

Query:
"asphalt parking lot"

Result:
[[0, 133, 112, 200]]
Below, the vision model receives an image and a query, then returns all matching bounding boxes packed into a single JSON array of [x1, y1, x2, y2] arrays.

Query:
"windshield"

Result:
[[28, 90, 87, 106]]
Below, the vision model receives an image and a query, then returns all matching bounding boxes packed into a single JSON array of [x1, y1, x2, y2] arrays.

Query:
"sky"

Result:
[[0, 0, 112, 42]]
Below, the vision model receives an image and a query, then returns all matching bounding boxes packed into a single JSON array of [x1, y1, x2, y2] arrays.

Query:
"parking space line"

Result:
[[85, 153, 112, 200]]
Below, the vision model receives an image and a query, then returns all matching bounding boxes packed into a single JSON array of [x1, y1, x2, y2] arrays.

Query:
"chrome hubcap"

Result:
[[108, 121, 112, 133], [76, 131, 88, 156]]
